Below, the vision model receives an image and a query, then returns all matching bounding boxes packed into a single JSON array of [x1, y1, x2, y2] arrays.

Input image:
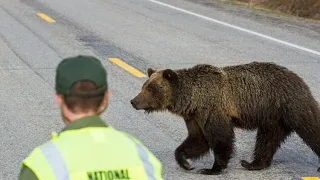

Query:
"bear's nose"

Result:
[[130, 99, 137, 108]]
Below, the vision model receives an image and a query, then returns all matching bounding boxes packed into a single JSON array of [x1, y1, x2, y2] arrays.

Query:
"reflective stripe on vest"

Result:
[[40, 142, 69, 180], [127, 137, 156, 180], [40, 133, 157, 180]]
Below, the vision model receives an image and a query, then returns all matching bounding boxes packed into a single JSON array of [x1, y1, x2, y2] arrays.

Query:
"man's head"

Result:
[[55, 55, 109, 123]]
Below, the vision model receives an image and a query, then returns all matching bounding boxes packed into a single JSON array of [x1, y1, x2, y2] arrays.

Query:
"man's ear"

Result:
[[163, 69, 178, 81], [147, 68, 156, 77], [101, 90, 110, 108], [97, 90, 109, 115], [55, 93, 63, 106]]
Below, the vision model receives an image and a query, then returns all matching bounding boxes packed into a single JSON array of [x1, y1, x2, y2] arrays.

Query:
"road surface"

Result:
[[0, 0, 319, 179]]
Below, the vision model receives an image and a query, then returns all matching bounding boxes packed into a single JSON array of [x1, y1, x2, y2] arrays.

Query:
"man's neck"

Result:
[[68, 113, 96, 122], [63, 111, 97, 124], [60, 113, 107, 133]]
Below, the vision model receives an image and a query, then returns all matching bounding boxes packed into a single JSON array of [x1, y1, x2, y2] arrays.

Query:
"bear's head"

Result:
[[130, 68, 178, 113]]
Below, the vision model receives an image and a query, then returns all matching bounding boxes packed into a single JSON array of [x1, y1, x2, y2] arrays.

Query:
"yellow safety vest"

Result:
[[21, 126, 163, 180]]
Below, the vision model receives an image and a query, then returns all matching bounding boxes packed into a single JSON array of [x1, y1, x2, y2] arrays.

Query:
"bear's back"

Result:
[[222, 62, 316, 122], [223, 61, 308, 94]]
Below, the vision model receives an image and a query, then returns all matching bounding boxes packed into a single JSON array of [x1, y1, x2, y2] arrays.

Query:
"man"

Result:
[[18, 55, 163, 180]]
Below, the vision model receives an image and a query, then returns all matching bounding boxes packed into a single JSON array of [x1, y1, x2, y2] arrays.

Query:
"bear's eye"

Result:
[[147, 86, 154, 92], [147, 83, 157, 92]]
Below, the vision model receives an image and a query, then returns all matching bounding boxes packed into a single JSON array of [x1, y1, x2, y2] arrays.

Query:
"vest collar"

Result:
[[60, 115, 108, 133]]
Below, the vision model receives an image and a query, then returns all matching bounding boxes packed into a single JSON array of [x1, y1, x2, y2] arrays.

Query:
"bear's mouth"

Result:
[[143, 107, 167, 114], [144, 108, 155, 114]]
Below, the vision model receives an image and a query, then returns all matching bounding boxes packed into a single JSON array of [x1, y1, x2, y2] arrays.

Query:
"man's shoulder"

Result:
[[104, 127, 129, 138], [18, 140, 53, 180], [105, 127, 150, 148], [108, 127, 141, 141], [23, 141, 51, 159]]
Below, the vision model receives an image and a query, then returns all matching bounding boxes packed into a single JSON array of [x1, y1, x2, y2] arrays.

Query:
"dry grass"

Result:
[[234, 0, 320, 20]]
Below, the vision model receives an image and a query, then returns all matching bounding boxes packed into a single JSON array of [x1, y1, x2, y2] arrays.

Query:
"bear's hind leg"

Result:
[[241, 127, 292, 170], [294, 123, 320, 172]]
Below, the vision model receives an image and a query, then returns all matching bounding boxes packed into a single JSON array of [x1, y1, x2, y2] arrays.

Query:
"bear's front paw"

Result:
[[240, 160, 270, 170], [196, 168, 222, 175], [175, 149, 194, 170]]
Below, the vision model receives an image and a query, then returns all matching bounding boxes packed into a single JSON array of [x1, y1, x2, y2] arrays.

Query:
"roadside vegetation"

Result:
[[226, 0, 320, 20]]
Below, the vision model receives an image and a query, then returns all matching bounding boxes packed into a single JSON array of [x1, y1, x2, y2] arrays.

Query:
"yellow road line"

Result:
[[36, 12, 56, 23], [108, 58, 146, 77], [302, 177, 320, 180]]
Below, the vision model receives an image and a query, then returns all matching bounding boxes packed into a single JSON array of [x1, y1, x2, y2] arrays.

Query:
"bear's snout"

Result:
[[130, 98, 138, 109]]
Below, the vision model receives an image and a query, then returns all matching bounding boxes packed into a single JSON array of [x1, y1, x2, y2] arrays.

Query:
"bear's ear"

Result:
[[163, 69, 178, 81], [147, 68, 156, 77]]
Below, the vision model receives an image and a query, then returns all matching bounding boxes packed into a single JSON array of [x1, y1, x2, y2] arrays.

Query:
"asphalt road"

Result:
[[0, 0, 319, 179]]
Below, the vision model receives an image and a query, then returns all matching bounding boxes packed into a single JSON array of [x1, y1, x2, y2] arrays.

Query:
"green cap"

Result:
[[55, 55, 108, 96]]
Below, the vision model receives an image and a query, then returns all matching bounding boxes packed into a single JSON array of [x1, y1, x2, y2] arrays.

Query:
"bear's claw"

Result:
[[240, 160, 251, 169], [241, 160, 270, 170], [175, 151, 194, 170], [196, 168, 222, 175], [182, 162, 195, 170]]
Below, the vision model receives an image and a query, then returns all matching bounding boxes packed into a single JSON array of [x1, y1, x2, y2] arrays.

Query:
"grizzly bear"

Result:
[[130, 62, 320, 175]]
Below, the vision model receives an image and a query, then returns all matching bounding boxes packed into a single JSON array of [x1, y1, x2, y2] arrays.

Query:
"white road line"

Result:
[[147, 0, 320, 56]]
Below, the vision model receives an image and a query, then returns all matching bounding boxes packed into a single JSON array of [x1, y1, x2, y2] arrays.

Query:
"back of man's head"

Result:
[[55, 55, 108, 114]]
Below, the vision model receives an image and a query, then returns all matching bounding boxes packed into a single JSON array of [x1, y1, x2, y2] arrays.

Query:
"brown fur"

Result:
[[130, 62, 320, 175]]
